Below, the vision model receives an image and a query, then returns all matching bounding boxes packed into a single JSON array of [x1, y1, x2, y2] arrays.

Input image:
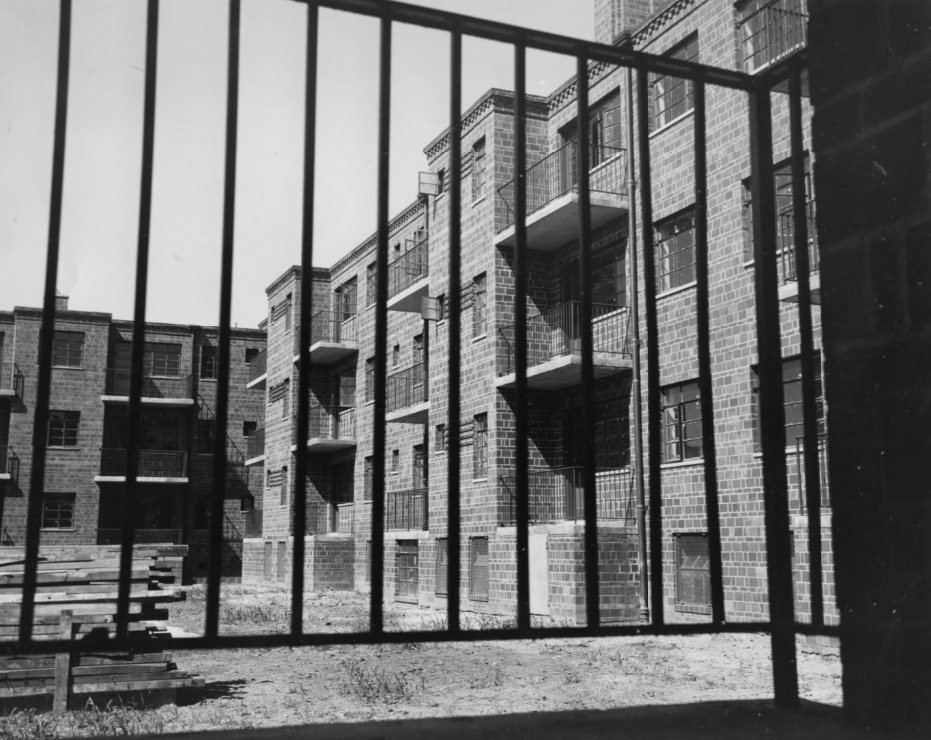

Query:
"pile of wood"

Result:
[[0, 545, 203, 711]]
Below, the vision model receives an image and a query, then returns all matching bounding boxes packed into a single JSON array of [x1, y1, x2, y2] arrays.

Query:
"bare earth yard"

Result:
[[0, 584, 842, 737]]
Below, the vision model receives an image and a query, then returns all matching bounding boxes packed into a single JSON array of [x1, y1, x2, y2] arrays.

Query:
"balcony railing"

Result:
[[497, 143, 626, 233], [105, 368, 193, 399], [387, 234, 428, 299], [498, 466, 635, 526], [738, 0, 808, 73], [0, 445, 20, 483], [293, 404, 357, 444], [305, 501, 355, 535], [244, 509, 263, 538], [246, 427, 265, 460], [387, 362, 426, 412], [779, 200, 819, 283], [247, 348, 267, 384], [97, 528, 182, 545], [386, 489, 428, 531], [794, 434, 830, 511], [498, 302, 631, 376], [99, 448, 188, 478], [0, 363, 25, 400], [311, 311, 359, 346]]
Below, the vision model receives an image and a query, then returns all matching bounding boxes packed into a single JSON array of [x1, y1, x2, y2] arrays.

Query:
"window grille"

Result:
[[675, 533, 711, 614], [651, 34, 698, 130], [472, 274, 487, 337], [471, 138, 486, 199], [473, 413, 488, 479]]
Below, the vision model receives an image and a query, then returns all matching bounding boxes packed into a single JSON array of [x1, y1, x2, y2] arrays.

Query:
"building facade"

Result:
[[240, 0, 831, 627], [0, 294, 266, 581]]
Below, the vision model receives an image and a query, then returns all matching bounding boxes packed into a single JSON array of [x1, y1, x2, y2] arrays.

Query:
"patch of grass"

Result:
[[220, 602, 290, 627], [0, 699, 166, 739], [341, 658, 426, 704]]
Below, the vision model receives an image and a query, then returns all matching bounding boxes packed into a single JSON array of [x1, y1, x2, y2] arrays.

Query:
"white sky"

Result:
[[0, 0, 594, 327]]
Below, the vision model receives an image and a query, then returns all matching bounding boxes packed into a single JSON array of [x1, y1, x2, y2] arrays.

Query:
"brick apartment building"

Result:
[[244, 0, 830, 625], [0, 294, 266, 581]]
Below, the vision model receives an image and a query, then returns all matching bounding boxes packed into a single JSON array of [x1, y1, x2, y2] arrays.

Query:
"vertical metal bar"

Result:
[[691, 81, 725, 625], [749, 86, 799, 707], [636, 66, 664, 626], [117, 0, 160, 641], [370, 10, 392, 635], [513, 40, 531, 632], [206, 0, 241, 639], [789, 67, 823, 628], [20, 0, 72, 643], [291, 0, 320, 637], [575, 55, 599, 629], [446, 29, 462, 634]]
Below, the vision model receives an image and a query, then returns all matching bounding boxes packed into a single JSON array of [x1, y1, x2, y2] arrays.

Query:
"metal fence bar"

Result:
[[575, 55, 600, 629], [748, 86, 799, 707], [789, 66, 824, 628], [20, 0, 72, 644], [636, 64, 664, 626], [446, 29, 463, 634], [692, 80, 725, 625], [206, 0, 241, 640]]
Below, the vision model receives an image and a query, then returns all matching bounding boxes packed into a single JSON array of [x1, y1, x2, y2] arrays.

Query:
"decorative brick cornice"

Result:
[[264, 264, 330, 298], [632, 0, 699, 46]]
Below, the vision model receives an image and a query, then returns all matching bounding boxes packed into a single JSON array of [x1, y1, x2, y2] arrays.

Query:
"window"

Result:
[[651, 34, 698, 130], [200, 346, 217, 380], [471, 138, 486, 200], [336, 277, 358, 321], [435, 538, 448, 596], [737, 0, 807, 74], [469, 537, 489, 601], [473, 413, 488, 479], [52, 331, 84, 367], [395, 540, 419, 603], [564, 393, 629, 468], [365, 357, 375, 402], [392, 344, 401, 368], [47, 411, 79, 447], [269, 379, 290, 419], [242, 420, 257, 439], [564, 247, 626, 307], [41, 493, 75, 530], [145, 342, 182, 377], [437, 168, 446, 196], [366, 262, 376, 306], [472, 274, 487, 338], [675, 533, 711, 614], [661, 380, 703, 463], [197, 419, 215, 454], [280, 465, 288, 506], [435, 424, 446, 453], [391, 449, 400, 475], [561, 93, 622, 169], [364, 455, 373, 501], [752, 355, 824, 449], [655, 209, 696, 293], [245, 347, 259, 365], [437, 293, 447, 321]]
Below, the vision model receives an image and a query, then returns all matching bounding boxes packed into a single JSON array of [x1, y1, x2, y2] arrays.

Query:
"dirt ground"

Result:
[[135, 584, 844, 734]]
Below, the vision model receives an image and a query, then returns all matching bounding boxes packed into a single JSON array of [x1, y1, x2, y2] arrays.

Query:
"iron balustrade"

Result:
[[387, 233, 428, 298], [794, 434, 830, 510], [246, 347, 267, 384], [498, 302, 631, 376], [97, 528, 182, 545], [311, 310, 359, 345], [99, 448, 188, 478], [497, 143, 626, 233], [387, 362, 426, 412], [0, 445, 20, 483], [1, 363, 25, 399], [737, 0, 808, 74], [498, 467, 635, 526], [779, 200, 818, 283], [292, 403, 356, 443], [386, 489, 428, 531], [105, 368, 193, 399]]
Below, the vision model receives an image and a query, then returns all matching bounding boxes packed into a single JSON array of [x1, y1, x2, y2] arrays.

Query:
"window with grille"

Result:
[[469, 537, 489, 601], [472, 274, 487, 338], [655, 208, 696, 293], [435, 538, 448, 596], [365, 357, 374, 402], [651, 34, 698, 130], [395, 540, 419, 604], [41, 493, 75, 530], [675, 533, 711, 614], [661, 380, 703, 462], [561, 93, 623, 170], [52, 331, 84, 368], [366, 262, 376, 306], [737, 0, 808, 74], [471, 138, 486, 200], [336, 277, 358, 321], [47, 410, 79, 447], [473, 413, 488, 479], [752, 355, 824, 449], [200, 345, 217, 380], [145, 342, 182, 377]]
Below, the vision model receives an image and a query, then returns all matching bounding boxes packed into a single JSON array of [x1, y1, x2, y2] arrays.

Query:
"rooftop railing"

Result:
[[387, 362, 426, 412], [497, 143, 626, 233], [738, 0, 808, 73], [99, 448, 188, 478], [386, 489, 428, 531], [105, 368, 193, 399], [387, 234, 428, 298]]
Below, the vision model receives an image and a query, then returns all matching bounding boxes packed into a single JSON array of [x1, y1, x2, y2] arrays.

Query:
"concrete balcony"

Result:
[[304, 312, 359, 364], [0, 445, 20, 484], [102, 369, 194, 407], [0, 364, 24, 402], [95, 448, 189, 483], [494, 144, 628, 252], [386, 234, 429, 313], [246, 348, 267, 390], [386, 363, 428, 424], [496, 302, 632, 391], [292, 404, 357, 453]]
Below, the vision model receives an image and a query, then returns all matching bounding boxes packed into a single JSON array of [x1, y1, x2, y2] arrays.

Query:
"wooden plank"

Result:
[[0, 602, 143, 618], [53, 610, 72, 714], [0, 588, 177, 605], [0, 568, 152, 585], [72, 674, 205, 693]]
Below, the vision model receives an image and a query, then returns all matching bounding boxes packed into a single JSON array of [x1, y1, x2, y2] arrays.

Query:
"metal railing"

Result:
[[498, 302, 631, 376], [386, 489, 428, 531], [0, 445, 20, 483], [247, 347, 267, 383], [310, 310, 359, 346], [794, 434, 829, 510], [387, 233, 428, 298], [779, 200, 819, 283], [244, 509, 263, 538], [497, 143, 626, 233], [738, 0, 808, 74], [2, 363, 25, 399], [99, 448, 188, 478], [105, 368, 193, 399], [293, 403, 356, 443], [97, 528, 182, 545], [387, 362, 426, 412], [498, 467, 635, 525]]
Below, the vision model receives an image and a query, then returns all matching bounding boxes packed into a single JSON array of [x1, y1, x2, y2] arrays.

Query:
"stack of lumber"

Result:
[[0, 545, 203, 711]]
